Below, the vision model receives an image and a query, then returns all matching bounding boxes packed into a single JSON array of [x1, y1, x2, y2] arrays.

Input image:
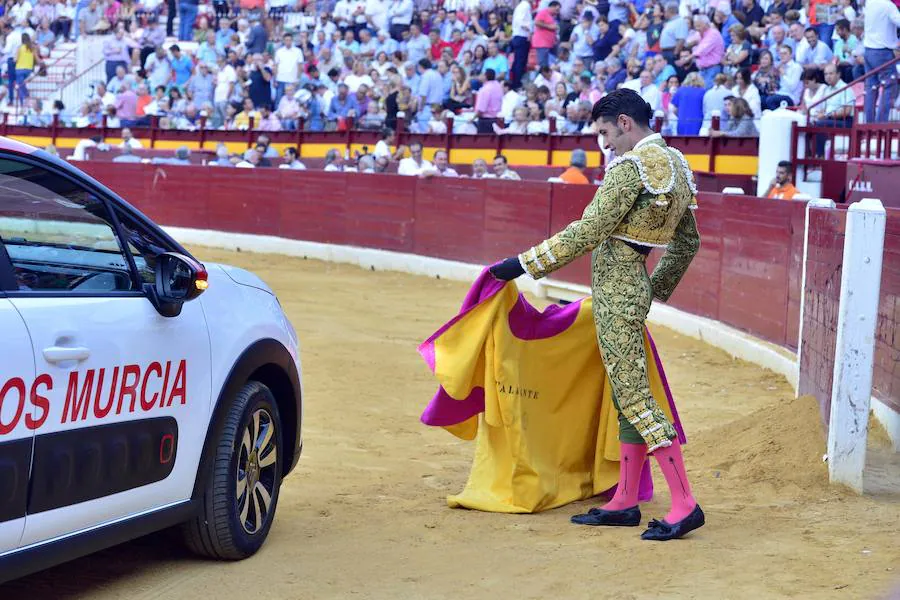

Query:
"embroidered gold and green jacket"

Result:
[[518, 136, 701, 301]]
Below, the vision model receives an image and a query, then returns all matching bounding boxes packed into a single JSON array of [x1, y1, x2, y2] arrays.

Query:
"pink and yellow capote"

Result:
[[419, 269, 686, 513]]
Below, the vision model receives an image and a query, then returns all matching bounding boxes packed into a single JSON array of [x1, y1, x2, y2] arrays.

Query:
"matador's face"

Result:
[[595, 117, 628, 156]]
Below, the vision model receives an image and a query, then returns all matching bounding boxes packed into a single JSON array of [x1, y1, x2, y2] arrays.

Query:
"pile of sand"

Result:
[[689, 394, 832, 498]]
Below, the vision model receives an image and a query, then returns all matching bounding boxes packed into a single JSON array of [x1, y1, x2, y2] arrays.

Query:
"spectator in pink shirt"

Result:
[[690, 15, 725, 88], [474, 68, 503, 133], [532, 1, 561, 68], [576, 74, 602, 104], [257, 106, 283, 131], [114, 81, 138, 126]]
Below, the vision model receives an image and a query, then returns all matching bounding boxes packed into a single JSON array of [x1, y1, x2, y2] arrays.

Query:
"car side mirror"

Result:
[[145, 252, 208, 318]]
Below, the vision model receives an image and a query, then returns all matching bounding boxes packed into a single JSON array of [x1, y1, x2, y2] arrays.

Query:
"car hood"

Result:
[[212, 263, 275, 295]]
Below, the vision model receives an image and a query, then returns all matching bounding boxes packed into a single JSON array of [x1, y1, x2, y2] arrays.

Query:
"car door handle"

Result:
[[43, 346, 91, 363]]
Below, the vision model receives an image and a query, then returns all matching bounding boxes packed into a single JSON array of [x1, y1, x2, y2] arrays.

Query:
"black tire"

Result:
[[182, 381, 283, 559]]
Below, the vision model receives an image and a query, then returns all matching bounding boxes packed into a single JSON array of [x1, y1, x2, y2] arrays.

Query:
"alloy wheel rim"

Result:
[[236, 408, 278, 534]]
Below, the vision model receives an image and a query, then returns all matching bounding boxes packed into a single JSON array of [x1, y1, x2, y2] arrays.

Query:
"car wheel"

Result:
[[183, 381, 283, 559]]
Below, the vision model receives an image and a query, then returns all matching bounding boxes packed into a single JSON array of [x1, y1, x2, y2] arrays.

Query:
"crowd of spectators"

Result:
[[0, 0, 896, 158]]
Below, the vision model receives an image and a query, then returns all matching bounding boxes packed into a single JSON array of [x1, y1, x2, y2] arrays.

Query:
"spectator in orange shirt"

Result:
[[559, 148, 591, 184], [765, 160, 799, 199], [135, 82, 152, 117]]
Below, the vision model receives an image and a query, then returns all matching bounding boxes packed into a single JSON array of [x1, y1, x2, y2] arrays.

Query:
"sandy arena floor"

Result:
[[3, 247, 900, 600]]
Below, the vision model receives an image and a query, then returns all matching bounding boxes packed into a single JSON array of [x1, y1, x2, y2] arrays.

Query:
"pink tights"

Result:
[[601, 439, 698, 524], [652, 439, 697, 524]]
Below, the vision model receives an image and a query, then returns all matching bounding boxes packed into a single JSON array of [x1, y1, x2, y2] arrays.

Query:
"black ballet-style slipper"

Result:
[[570, 506, 642, 527], [640, 504, 705, 541]]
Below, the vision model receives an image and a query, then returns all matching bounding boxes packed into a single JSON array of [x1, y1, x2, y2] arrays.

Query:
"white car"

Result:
[[0, 138, 303, 582]]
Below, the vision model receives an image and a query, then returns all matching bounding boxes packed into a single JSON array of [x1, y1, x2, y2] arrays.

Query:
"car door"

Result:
[[0, 154, 212, 548], [0, 296, 36, 555]]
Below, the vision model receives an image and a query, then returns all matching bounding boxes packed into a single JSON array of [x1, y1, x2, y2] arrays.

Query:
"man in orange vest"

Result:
[[765, 160, 799, 200], [559, 148, 592, 184]]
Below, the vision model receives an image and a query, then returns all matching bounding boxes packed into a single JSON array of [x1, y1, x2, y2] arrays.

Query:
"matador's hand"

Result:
[[489, 257, 524, 281]]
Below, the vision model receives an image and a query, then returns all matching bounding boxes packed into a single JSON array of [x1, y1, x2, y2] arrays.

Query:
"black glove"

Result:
[[489, 257, 525, 281]]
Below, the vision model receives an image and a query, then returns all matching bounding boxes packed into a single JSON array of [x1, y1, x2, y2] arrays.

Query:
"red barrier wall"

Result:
[[797, 205, 900, 425], [798, 207, 846, 426], [846, 160, 900, 208], [81, 164, 900, 420], [876, 209, 900, 413], [80, 163, 808, 350]]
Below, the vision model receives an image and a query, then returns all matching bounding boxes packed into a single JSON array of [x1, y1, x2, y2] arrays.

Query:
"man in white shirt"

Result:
[[350, 0, 368, 33], [419, 149, 459, 178], [373, 128, 401, 161], [569, 13, 599, 65], [9, 0, 32, 28], [118, 127, 143, 149], [404, 23, 430, 64], [314, 15, 338, 40], [375, 29, 399, 54], [365, 0, 389, 33], [324, 148, 346, 171], [510, 0, 533, 89], [94, 81, 115, 107], [333, 0, 354, 30], [144, 46, 172, 92], [2, 23, 25, 61], [659, 3, 688, 62], [500, 79, 524, 122], [274, 33, 304, 107], [492, 154, 521, 180], [471, 158, 496, 178], [796, 27, 833, 69], [812, 63, 856, 156], [213, 57, 237, 128], [344, 60, 375, 92], [235, 150, 257, 168], [279, 146, 307, 169], [765, 44, 803, 109], [863, 0, 900, 122], [397, 141, 433, 175], [387, 0, 413, 41], [636, 69, 661, 112], [439, 12, 465, 42], [786, 23, 808, 59]]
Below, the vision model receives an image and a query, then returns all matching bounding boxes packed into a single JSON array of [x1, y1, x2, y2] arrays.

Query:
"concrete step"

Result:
[[28, 83, 62, 91], [45, 67, 75, 78]]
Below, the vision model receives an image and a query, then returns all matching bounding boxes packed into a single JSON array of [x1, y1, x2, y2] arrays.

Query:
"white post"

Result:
[[827, 198, 886, 492], [756, 107, 806, 197], [796, 198, 837, 393]]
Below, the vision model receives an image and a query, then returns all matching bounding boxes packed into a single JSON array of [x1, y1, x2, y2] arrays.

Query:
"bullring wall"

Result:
[[798, 205, 900, 423], [75, 163, 899, 419]]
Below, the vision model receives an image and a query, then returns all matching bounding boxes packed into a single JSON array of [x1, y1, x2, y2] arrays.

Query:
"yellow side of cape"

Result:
[[430, 284, 676, 513]]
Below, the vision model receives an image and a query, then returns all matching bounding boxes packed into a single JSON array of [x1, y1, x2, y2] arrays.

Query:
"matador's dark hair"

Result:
[[591, 89, 653, 127]]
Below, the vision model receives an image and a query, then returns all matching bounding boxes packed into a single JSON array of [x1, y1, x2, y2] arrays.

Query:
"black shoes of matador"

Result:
[[570, 505, 642, 527], [570, 504, 705, 541]]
